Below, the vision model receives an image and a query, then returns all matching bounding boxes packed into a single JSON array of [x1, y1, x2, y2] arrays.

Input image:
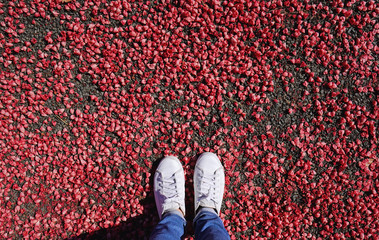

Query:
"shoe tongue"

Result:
[[163, 202, 180, 213], [199, 199, 217, 212]]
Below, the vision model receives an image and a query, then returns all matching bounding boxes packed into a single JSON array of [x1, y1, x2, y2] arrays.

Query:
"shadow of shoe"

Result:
[[183, 154, 200, 239], [65, 157, 163, 240]]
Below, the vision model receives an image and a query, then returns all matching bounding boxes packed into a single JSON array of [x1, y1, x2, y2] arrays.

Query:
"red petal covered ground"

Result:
[[0, 0, 378, 239]]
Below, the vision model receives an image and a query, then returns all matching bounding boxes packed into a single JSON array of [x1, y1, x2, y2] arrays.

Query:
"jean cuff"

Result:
[[163, 209, 186, 222], [193, 207, 218, 223]]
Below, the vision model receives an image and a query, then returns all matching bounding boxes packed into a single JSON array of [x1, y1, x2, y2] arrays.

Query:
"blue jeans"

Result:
[[150, 208, 230, 240]]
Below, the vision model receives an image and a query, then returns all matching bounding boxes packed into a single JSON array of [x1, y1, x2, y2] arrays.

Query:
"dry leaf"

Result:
[[365, 158, 375, 168]]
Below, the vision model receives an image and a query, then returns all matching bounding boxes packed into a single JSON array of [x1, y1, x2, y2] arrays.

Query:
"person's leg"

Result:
[[150, 210, 186, 240], [194, 207, 230, 240], [150, 156, 186, 240], [193, 152, 231, 240]]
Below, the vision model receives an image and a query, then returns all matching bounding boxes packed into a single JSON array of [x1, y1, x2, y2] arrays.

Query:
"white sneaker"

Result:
[[194, 152, 225, 215], [154, 156, 186, 219]]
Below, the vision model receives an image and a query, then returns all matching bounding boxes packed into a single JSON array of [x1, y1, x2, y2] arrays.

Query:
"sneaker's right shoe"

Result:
[[194, 152, 225, 215]]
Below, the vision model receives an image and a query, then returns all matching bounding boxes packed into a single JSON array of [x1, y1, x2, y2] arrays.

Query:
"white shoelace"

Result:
[[160, 174, 180, 203], [198, 173, 217, 201]]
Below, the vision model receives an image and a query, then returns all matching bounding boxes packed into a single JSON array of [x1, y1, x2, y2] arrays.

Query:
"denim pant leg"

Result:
[[150, 210, 186, 240], [193, 208, 231, 240]]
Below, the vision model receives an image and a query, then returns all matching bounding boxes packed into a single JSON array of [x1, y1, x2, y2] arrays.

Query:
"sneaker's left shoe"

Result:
[[153, 156, 186, 219]]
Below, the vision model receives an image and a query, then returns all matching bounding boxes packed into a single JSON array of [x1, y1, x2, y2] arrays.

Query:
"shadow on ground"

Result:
[[66, 156, 199, 240]]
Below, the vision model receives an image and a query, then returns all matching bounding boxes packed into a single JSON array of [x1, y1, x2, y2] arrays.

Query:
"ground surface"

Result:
[[0, 0, 378, 239]]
